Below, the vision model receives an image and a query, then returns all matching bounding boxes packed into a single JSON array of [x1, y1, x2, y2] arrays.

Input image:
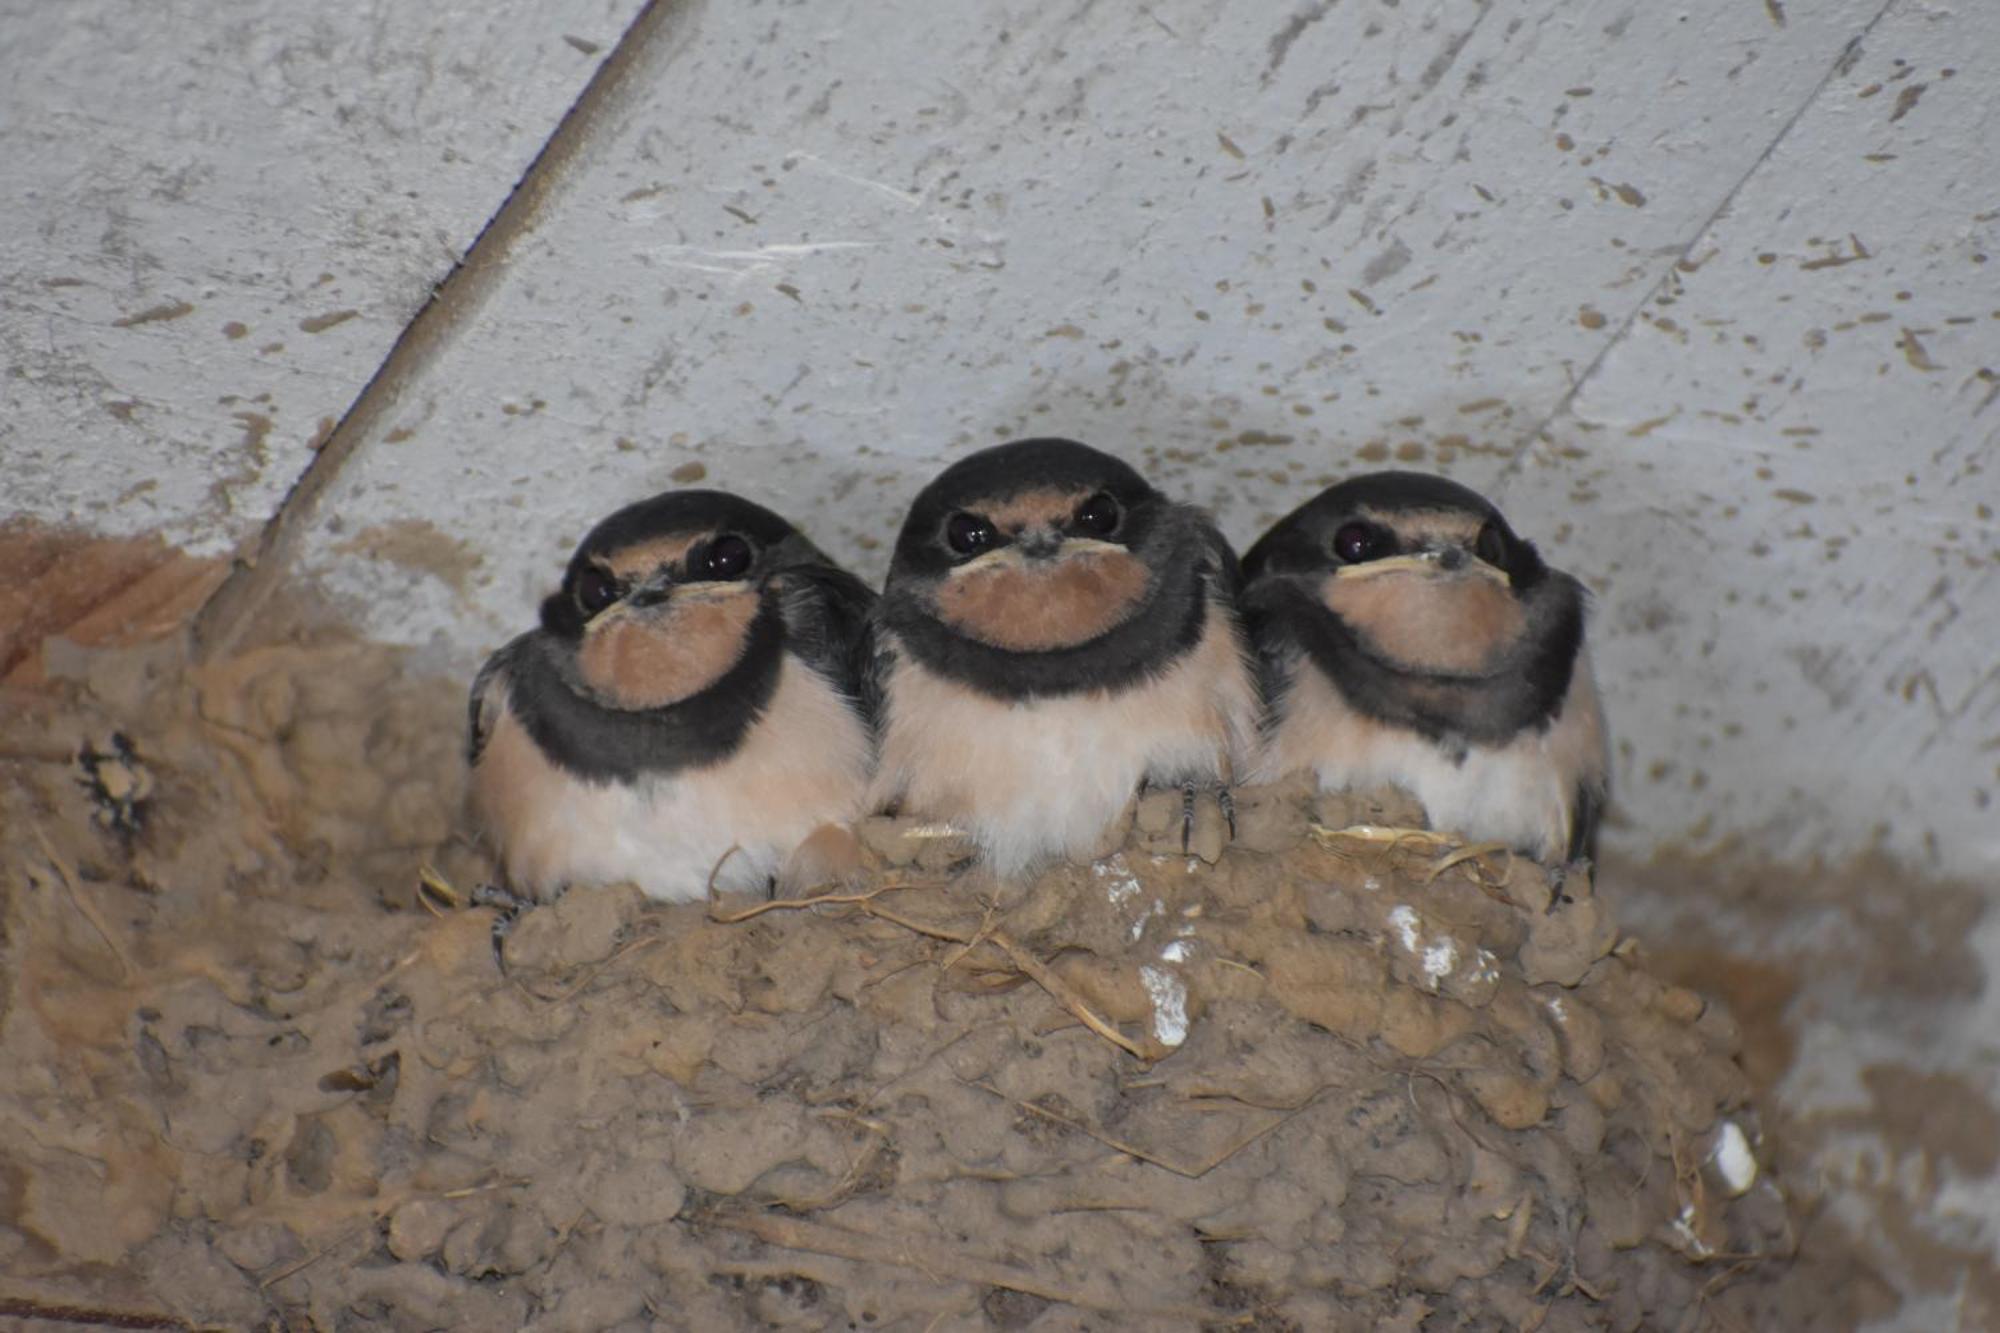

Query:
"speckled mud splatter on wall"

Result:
[[1540, 3, 2000, 879], [0, 0, 647, 549], [4, 5, 1996, 867]]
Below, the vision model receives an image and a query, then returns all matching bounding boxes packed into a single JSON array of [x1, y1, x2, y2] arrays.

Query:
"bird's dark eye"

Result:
[[700, 534, 754, 581], [944, 511, 996, 557], [1075, 491, 1121, 537], [575, 566, 621, 615], [1332, 521, 1389, 564], [1474, 520, 1508, 569]]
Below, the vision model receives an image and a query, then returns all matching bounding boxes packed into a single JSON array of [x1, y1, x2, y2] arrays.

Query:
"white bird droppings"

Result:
[[1388, 904, 1458, 988], [1140, 965, 1188, 1048], [1097, 855, 1141, 906], [1670, 1203, 1714, 1259], [1128, 897, 1165, 941], [1709, 1120, 1758, 1196], [1389, 904, 1421, 952], [1422, 937, 1460, 984]]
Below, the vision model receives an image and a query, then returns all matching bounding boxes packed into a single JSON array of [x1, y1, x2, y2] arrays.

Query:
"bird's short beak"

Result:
[[675, 579, 749, 602], [623, 571, 678, 609], [588, 570, 746, 631], [1333, 546, 1509, 585], [960, 533, 1124, 573]]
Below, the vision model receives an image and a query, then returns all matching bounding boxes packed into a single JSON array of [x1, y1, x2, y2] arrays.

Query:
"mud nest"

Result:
[[0, 638, 1806, 1331]]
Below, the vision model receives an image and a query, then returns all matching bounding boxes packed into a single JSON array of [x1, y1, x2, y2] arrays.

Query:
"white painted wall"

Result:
[[1, 0, 646, 549], [4, 0, 1996, 879], [1543, 1, 2000, 877]]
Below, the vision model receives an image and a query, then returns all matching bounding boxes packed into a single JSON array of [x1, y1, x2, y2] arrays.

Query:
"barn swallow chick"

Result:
[[868, 438, 1260, 877], [467, 490, 875, 902], [1243, 471, 1607, 865]]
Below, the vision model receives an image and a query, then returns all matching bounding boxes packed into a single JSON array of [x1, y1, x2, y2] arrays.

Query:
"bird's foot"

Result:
[[469, 882, 530, 970]]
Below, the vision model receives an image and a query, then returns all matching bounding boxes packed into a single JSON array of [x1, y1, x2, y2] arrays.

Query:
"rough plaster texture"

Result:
[[0, 0, 647, 550], [1543, 1, 2000, 879]]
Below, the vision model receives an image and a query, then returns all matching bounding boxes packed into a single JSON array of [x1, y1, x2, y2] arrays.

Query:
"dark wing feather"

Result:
[[1238, 575, 1308, 736], [857, 617, 898, 744], [1190, 512, 1245, 606], [466, 638, 523, 766], [775, 562, 879, 722], [1567, 775, 1606, 865], [1188, 509, 1272, 727]]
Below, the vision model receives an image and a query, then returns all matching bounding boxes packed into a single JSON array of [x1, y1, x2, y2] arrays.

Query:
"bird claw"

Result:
[[1132, 781, 1232, 862], [1546, 858, 1591, 913], [470, 883, 530, 969], [1174, 780, 1233, 863]]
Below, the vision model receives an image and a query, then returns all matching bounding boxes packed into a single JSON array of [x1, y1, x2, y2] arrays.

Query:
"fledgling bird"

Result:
[[1242, 471, 1607, 864], [868, 437, 1260, 876], [467, 489, 875, 902]]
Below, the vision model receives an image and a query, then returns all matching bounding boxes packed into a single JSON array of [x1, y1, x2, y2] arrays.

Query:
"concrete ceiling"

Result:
[[2, 0, 648, 548]]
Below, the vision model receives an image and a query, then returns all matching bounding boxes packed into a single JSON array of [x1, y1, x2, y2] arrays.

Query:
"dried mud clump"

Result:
[[0, 640, 1824, 1331]]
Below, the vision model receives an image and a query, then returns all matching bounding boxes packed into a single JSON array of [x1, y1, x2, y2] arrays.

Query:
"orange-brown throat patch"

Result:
[[934, 548, 1151, 652], [575, 587, 759, 710], [1321, 568, 1525, 675]]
